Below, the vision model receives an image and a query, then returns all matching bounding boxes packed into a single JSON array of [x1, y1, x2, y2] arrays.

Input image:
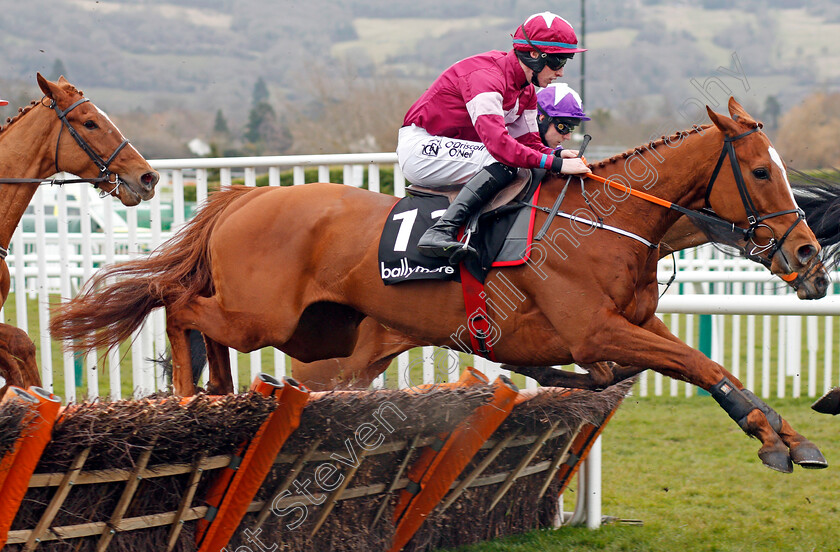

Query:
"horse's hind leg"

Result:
[[0, 324, 41, 391], [291, 320, 420, 390], [204, 336, 233, 395], [165, 312, 197, 396]]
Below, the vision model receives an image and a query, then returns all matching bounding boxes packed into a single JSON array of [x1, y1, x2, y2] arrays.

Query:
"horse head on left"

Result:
[[703, 98, 819, 280], [35, 73, 159, 205], [0, 73, 159, 394]]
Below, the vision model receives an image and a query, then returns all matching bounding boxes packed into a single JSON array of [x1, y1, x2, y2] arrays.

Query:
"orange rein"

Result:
[[583, 170, 674, 209]]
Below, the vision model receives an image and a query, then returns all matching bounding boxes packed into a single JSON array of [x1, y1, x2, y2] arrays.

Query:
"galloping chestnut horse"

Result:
[[0, 74, 159, 394], [288, 196, 835, 391], [51, 98, 826, 472]]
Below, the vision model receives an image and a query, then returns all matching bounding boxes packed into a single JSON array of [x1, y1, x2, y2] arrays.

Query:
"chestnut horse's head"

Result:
[[36, 73, 159, 206], [704, 97, 819, 278]]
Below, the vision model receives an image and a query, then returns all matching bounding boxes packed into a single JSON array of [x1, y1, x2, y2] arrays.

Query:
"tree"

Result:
[[251, 77, 270, 106], [49, 58, 68, 80], [213, 109, 229, 135], [776, 92, 840, 169], [244, 102, 292, 154], [763, 95, 781, 130]]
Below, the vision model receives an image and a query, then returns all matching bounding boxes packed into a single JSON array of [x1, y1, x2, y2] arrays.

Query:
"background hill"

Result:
[[2, 0, 840, 165]]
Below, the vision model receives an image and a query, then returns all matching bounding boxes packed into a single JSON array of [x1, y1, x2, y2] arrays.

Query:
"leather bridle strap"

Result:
[[702, 126, 805, 260], [0, 97, 130, 188], [52, 97, 129, 187]]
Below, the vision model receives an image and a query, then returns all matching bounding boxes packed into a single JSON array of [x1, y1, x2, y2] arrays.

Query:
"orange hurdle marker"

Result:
[[0, 386, 62, 547], [389, 376, 520, 552], [391, 366, 490, 523], [0, 388, 40, 494], [196, 374, 309, 552]]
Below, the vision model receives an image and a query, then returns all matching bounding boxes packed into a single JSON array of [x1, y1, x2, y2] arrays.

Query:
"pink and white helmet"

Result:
[[512, 12, 586, 55]]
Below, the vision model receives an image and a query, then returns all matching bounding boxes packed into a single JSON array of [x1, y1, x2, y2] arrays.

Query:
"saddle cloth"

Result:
[[378, 169, 544, 285]]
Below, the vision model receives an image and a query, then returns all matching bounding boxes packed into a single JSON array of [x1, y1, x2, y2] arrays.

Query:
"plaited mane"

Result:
[[590, 124, 714, 169], [0, 83, 84, 134]]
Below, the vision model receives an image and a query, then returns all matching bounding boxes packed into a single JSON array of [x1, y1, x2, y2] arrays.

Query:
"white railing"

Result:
[[4, 152, 839, 404]]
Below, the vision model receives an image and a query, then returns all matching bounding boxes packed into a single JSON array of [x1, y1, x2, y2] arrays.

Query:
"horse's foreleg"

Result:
[[204, 336, 233, 395], [739, 388, 827, 468], [569, 313, 814, 473], [640, 316, 824, 468], [504, 361, 647, 390]]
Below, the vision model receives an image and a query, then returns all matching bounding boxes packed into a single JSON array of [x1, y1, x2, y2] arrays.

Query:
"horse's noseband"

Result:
[[49, 97, 130, 196], [703, 126, 806, 263]]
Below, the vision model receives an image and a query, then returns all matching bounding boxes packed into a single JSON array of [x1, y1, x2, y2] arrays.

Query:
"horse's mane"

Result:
[[789, 168, 840, 268], [0, 82, 84, 134], [0, 101, 40, 134], [589, 124, 714, 170]]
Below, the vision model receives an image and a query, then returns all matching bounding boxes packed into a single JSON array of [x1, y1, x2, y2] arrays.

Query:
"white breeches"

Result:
[[397, 125, 500, 188]]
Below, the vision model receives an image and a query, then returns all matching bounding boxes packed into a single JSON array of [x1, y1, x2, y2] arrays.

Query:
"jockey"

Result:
[[398, 12, 591, 263], [536, 82, 591, 150]]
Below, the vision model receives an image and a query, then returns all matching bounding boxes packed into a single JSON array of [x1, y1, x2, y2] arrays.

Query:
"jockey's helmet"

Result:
[[536, 83, 590, 142], [513, 12, 586, 85]]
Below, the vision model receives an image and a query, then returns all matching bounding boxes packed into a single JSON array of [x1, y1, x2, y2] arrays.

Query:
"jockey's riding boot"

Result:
[[417, 162, 516, 263]]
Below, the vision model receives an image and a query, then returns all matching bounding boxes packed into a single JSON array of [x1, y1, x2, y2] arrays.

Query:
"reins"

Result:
[[527, 127, 808, 286], [0, 96, 130, 195], [580, 127, 805, 264]]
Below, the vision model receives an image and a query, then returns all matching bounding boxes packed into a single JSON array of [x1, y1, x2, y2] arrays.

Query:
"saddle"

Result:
[[378, 169, 545, 285], [405, 168, 536, 215]]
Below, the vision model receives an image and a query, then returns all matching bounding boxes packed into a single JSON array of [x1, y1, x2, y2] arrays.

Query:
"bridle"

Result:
[[531, 127, 815, 293], [702, 126, 806, 262], [579, 126, 807, 267], [0, 96, 130, 195], [52, 97, 129, 193]]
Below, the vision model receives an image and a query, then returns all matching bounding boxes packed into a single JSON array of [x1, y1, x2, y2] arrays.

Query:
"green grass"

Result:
[[441, 396, 840, 552]]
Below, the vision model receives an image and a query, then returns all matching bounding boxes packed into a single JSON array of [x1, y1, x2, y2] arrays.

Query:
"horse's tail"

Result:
[[49, 186, 257, 352], [791, 168, 840, 268]]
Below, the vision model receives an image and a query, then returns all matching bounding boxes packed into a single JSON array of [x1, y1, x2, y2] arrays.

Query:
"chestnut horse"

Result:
[[0, 74, 159, 395], [146, 179, 836, 393], [288, 197, 835, 392], [51, 98, 826, 472]]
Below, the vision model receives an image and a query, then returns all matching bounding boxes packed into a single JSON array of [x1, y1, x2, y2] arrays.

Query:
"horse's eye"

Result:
[[752, 168, 769, 180], [83, 120, 98, 130]]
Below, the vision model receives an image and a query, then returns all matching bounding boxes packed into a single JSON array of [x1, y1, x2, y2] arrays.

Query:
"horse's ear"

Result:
[[57, 75, 69, 85], [706, 105, 739, 136], [36, 72, 57, 100], [727, 97, 758, 126]]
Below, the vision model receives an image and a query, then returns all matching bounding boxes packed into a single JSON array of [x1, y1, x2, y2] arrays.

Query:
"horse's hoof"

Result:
[[758, 449, 793, 473], [790, 442, 828, 469], [811, 387, 840, 415]]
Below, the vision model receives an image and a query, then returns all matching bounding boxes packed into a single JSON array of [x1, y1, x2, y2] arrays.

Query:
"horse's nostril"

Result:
[[816, 277, 829, 291], [797, 244, 817, 263], [141, 171, 160, 189]]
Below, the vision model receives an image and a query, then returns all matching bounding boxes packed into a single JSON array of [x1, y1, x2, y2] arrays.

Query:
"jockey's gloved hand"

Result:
[[551, 156, 591, 175]]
